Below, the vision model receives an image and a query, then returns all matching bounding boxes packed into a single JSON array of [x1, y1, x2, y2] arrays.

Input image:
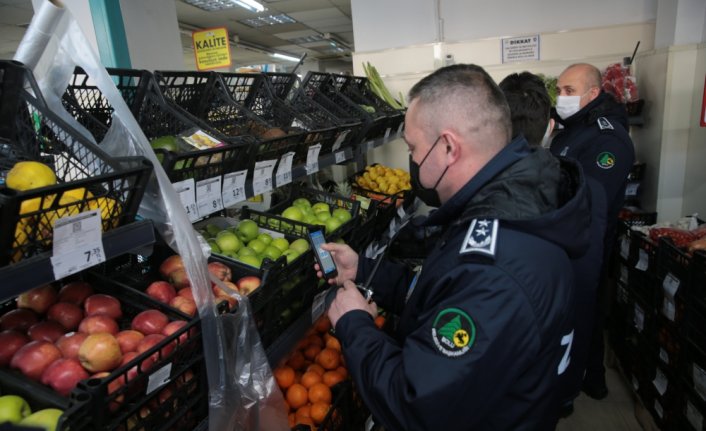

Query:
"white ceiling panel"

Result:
[[288, 7, 344, 22]]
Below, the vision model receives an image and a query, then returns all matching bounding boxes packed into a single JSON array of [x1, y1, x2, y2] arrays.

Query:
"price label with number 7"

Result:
[[50, 210, 106, 279]]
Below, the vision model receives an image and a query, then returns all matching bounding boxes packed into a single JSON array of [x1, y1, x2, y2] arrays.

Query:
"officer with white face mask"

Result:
[[550, 62, 635, 401]]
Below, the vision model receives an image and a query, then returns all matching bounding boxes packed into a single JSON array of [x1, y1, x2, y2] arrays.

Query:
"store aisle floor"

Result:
[[557, 366, 646, 430]]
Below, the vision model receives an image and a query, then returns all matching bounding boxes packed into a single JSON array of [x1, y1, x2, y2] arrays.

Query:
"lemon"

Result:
[[90, 197, 121, 228], [6, 161, 56, 191]]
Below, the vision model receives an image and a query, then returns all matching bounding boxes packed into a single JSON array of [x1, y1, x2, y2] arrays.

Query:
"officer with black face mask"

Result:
[[314, 64, 593, 431]]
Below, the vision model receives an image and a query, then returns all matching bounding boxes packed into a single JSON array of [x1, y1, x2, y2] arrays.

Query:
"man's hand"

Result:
[[314, 242, 358, 285], [327, 280, 378, 327]]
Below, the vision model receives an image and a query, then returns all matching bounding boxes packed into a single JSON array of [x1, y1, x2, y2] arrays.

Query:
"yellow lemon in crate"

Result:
[[90, 197, 121, 228], [6, 161, 56, 191]]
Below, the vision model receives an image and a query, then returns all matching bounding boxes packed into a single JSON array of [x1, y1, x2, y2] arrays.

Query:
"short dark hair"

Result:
[[499, 72, 551, 147], [408, 64, 512, 148]]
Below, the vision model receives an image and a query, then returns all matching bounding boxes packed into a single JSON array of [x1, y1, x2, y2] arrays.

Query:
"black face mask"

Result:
[[408, 136, 449, 208]]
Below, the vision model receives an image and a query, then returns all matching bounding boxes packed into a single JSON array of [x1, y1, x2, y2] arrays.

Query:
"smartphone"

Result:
[[308, 228, 338, 280]]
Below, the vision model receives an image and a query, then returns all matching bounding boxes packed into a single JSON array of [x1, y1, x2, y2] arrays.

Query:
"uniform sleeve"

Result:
[[578, 134, 634, 209], [356, 257, 416, 314], [335, 265, 541, 430]]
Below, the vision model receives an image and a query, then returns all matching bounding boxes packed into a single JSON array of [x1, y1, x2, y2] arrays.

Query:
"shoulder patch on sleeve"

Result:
[[431, 307, 476, 357], [460, 218, 498, 258], [597, 117, 614, 130]]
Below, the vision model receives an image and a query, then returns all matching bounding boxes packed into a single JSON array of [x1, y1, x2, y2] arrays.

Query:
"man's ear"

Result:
[[443, 132, 462, 164]]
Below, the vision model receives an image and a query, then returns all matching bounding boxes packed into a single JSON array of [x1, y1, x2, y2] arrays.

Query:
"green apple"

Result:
[[205, 223, 221, 237], [324, 217, 343, 234], [290, 238, 310, 254], [236, 220, 260, 243], [271, 237, 290, 252], [282, 248, 301, 264], [293, 198, 311, 209], [312, 202, 330, 214], [238, 246, 256, 257], [150, 135, 178, 152], [0, 395, 32, 424], [216, 231, 242, 253], [281, 206, 303, 222], [303, 214, 318, 225], [257, 233, 273, 245], [247, 239, 267, 254], [262, 245, 283, 261], [315, 211, 331, 222], [18, 408, 63, 431], [208, 240, 221, 254], [238, 254, 262, 268], [332, 208, 352, 223]]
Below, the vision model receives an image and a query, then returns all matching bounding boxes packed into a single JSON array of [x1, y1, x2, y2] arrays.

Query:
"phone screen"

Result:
[[310, 230, 337, 276]]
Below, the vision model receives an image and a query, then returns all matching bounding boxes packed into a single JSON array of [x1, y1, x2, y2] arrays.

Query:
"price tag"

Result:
[[222, 170, 247, 207], [352, 194, 372, 211], [306, 144, 322, 174], [396, 121, 405, 137], [311, 289, 328, 323], [652, 368, 668, 396], [252, 159, 276, 196], [173, 178, 198, 222], [146, 363, 172, 395], [633, 303, 644, 332], [50, 210, 105, 279], [654, 400, 664, 418], [694, 364, 706, 401], [620, 236, 630, 260], [180, 129, 224, 150], [625, 182, 639, 197], [686, 400, 704, 431], [196, 176, 223, 217], [659, 347, 669, 364], [331, 130, 351, 152], [662, 297, 676, 321], [635, 249, 649, 271], [662, 272, 680, 298], [275, 152, 295, 187], [365, 415, 375, 431], [334, 151, 346, 164], [384, 127, 392, 141]]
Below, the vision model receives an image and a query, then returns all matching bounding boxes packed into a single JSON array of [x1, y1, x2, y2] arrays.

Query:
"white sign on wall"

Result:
[[501, 35, 540, 63]]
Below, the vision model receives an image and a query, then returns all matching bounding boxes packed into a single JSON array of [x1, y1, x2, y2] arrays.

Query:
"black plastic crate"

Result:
[[617, 211, 657, 237], [683, 340, 706, 405], [332, 74, 405, 135], [690, 251, 706, 309], [0, 61, 152, 266], [624, 229, 659, 307], [686, 301, 706, 354], [62, 67, 253, 184], [656, 237, 691, 325], [639, 362, 683, 430], [681, 385, 706, 431], [629, 162, 646, 181], [654, 313, 686, 370], [263, 72, 298, 102]]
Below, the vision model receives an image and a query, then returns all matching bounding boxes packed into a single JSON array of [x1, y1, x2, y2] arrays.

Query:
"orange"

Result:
[[288, 351, 306, 370], [315, 316, 332, 333], [374, 315, 385, 329], [335, 366, 348, 379], [306, 334, 324, 348], [295, 404, 311, 421], [316, 348, 340, 370], [274, 366, 295, 389], [308, 382, 332, 404], [301, 371, 323, 388], [286, 383, 309, 409], [304, 344, 322, 360], [288, 412, 296, 428], [307, 363, 325, 376], [322, 370, 345, 388], [325, 336, 341, 352], [310, 402, 331, 425]]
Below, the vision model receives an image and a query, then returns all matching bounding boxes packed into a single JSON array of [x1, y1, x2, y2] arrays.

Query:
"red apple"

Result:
[[58, 281, 94, 306], [162, 320, 189, 345], [212, 284, 237, 310], [236, 276, 261, 295], [78, 333, 122, 373], [159, 255, 184, 279], [84, 294, 122, 319], [17, 284, 58, 315], [0, 308, 38, 331], [27, 320, 66, 342], [116, 330, 144, 354], [177, 287, 194, 301], [40, 358, 90, 396], [146, 281, 177, 304], [119, 351, 154, 384], [91, 371, 125, 412], [0, 330, 30, 366], [78, 315, 119, 335], [132, 310, 169, 335], [208, 261, 232, 282], [137, 333, 174, 362], [47, 302, 84, 331], [10, 340, 62, 380], [169, 296, 197, 317], [168, 269, 191, 290], [55, 332, 88, 360]]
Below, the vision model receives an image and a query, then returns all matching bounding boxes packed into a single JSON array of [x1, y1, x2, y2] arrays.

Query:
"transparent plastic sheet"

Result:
[[14, 1, 289, 430]]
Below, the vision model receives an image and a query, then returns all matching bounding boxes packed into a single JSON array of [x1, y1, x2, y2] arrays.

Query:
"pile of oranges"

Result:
[[273, 316, 347, 429]]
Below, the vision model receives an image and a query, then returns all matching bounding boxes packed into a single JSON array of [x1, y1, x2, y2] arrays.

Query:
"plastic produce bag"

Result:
[[14, 1, 288, 429]]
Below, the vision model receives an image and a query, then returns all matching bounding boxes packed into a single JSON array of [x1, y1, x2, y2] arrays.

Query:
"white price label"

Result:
[[694, 364, 706, 401], [196, 176, 223, 217], [633, 303, 644, 332], [661, 297, 676, 321], [146, 363, 172, 395], [635, 249, 649, 271], [396, 121, 405, 137], [652, 368, 668, 396], [275, 152, 295, 187], [222, 170, 247, 207], [306, 144, 322, 174], [334, 151, 346, 164], [686, 400, 704, 431], [332, 130, 351, 152], [625, 182, 639, 197], [620, 236, 630, 260], [50, 210, 105, 279], [384, 127, 392, 141], [311, 289, 328, 323], [659, 347, 669, 364], [173, 178, 198, 222], [252, 159, 276, 196], [662, 272, 680, 298]]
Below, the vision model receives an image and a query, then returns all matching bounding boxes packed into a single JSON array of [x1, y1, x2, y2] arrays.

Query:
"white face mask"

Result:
[[555, 95, 581, 120]]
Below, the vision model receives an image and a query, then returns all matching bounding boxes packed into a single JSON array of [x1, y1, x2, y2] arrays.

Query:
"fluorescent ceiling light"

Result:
[[183, 0, 265, 12], [271, 52, 300, 62], [239, 14, 295, 28]]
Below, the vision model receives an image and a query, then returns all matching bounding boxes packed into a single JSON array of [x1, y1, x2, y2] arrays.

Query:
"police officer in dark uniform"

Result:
[[317, 64, 592, 430], [550, 63, 636, 399]]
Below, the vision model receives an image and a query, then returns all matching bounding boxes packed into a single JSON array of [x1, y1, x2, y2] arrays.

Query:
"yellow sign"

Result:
[[192, 27, 232, 71]]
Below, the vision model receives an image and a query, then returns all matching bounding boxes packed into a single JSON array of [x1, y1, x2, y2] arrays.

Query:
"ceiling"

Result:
[[0, 0, 354, 68]]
